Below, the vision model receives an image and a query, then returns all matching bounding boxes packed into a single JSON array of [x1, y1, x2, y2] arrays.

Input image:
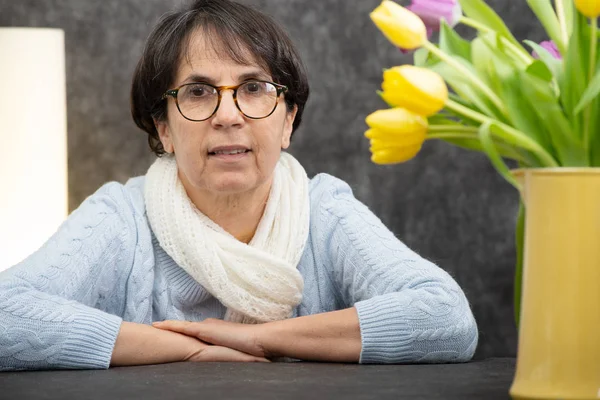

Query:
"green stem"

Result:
[[459, 16, 533, 65], [444, 99, 559, 167], [428, 125, 478, 133], [423, 41, 510, 118], [427, 132, 477, 138], [479, 121, 522, 190], [427, 130, 528, 163], [514, 201, 525, 328], [583, 18, 598, 165], [554, 0, 569, 48], [589, 19, 598, 93]]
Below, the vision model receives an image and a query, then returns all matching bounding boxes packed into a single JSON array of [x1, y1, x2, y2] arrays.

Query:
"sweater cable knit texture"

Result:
[[0, 173, 478, 370]]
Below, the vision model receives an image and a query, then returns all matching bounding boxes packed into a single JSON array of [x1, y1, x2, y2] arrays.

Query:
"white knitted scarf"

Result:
[[144, 152, 309, 324]]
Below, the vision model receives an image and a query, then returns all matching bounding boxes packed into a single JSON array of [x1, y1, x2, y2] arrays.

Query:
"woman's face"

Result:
[[156, 32, 297, 197]]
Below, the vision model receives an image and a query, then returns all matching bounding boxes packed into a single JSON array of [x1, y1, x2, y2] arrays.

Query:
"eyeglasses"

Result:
[[162, 80, 288, 122]]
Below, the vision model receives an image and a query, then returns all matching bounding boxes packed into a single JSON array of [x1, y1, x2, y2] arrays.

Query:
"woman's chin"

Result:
[[209, 175, 257, 194]]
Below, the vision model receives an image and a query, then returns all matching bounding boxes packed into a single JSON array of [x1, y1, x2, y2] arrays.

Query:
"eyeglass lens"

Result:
[[176, 81, 280, 120]]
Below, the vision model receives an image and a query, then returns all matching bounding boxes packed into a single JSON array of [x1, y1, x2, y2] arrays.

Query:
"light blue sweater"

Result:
[[0, 173, 477, 370]]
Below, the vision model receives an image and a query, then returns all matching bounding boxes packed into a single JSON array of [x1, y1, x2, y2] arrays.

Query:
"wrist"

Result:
[[112, 322, 205, 366], [171, 329, 206, 362], [256, 322, 281, 359], [146, 324, 205, 362]]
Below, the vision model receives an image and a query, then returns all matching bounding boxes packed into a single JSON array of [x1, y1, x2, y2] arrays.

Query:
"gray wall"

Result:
[[0, 0, 545, 359]]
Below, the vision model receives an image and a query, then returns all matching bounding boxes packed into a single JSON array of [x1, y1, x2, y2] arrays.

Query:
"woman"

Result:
[[0, 0, 477, 370]]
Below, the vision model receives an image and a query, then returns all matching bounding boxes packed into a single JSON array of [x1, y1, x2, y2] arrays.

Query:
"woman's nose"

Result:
[[211, 90, 244, 128]]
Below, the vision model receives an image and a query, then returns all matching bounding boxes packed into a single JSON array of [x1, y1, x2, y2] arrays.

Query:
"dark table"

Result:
[[0, 358, 515, 400]]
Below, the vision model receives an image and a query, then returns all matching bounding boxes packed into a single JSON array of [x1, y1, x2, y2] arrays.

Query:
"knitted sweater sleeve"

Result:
[[312, 174, 478, 364], [0, 182, 138, 371]]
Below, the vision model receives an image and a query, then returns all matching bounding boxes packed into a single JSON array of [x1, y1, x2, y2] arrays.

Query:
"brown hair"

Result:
[[130, 0, 310, 156]]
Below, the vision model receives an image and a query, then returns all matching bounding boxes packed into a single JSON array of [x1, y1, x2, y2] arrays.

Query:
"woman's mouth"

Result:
[[208, 147, 251, 161], [209, 149, 250, 156]]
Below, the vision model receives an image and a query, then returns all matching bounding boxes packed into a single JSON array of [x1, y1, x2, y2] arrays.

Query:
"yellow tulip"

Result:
[[370, 147, 423, 164], [381, 65, 448, 116], [365, 107, 429, 134], [370, 0, 428, 50], [574, 0, 600, 18], [364, 108, 428, 164]]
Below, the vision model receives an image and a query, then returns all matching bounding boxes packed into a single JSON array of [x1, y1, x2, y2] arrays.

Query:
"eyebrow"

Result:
[[182, 70, 272, 85]]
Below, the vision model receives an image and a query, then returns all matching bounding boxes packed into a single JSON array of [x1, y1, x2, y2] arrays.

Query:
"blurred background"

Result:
[[0, 0, 546, 359]]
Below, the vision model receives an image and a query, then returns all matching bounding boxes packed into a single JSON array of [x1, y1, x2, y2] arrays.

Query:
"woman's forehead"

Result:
[[176, 29, 270, 81]]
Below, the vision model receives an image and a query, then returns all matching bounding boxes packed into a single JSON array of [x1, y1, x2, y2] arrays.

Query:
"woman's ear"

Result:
[[154, 119, 174, 153], [281, 105, 297, 150]]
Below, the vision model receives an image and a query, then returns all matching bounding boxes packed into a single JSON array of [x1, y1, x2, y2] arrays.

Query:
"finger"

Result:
[[152, 320, 206, 338], [195, 346, 270, 363], [154, 320, 244, 351]]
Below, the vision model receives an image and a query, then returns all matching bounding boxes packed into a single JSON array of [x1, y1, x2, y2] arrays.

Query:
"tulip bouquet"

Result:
[[366, 0, 600, 323]]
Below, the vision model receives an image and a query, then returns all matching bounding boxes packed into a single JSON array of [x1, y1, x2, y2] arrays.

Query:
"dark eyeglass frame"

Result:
[[162, 80, 288, 122]]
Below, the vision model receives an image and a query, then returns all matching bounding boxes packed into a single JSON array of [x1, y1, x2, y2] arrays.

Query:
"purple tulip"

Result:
[[398, 0, 460, 54], [532, 40, 562, 60], [406, 0, 462, 33]]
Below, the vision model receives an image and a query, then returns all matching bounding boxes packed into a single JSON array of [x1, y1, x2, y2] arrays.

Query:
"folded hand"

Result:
[[154, 319, 269, 359], [186, 341, 269, 363]]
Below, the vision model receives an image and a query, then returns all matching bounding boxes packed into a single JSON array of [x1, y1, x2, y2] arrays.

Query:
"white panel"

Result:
[[0, 28, 68, 272]]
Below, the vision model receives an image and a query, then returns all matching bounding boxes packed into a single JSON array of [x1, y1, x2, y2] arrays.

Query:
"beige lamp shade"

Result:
[[0, 28, 68, 272]]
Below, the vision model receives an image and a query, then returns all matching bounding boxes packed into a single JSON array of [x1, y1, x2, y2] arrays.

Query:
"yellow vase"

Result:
[[510, 168, 600, 400]]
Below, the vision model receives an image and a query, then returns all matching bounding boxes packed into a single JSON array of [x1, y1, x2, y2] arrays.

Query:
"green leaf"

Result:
[[434, 40, 508, 122], [439, 136, 486, 152], [427, 115, 461, 125], [439, 135, 528, 162], [413, 48, 437, 68], [575, 70, 600, 114], [523, 40, 563, 83], [471, 37, 500, 92], [589, 96, 600, 165], [514, 200, 525, 328], [431, 57, 506, 122], [439, 19, 471, 61], [525, 0, 565, 55], [478, 121, 522, 189], [483, 51, 556, 165], [426, 123, 530, 162], [557, 0, 574, 40], [560, 11, 590, 140], [519, 70, 586, 166], [445, 94, 481, 126], [477, 28, 530, 69], [457, 0, 522, 49], [469, 32, 552, 160], [525, 60, 554, 83]]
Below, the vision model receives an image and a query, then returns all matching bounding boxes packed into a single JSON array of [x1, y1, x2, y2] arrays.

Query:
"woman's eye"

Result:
[[189, 86, 207, 97], [243, 82, 264, 94], [182, 84, 214, 99]]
